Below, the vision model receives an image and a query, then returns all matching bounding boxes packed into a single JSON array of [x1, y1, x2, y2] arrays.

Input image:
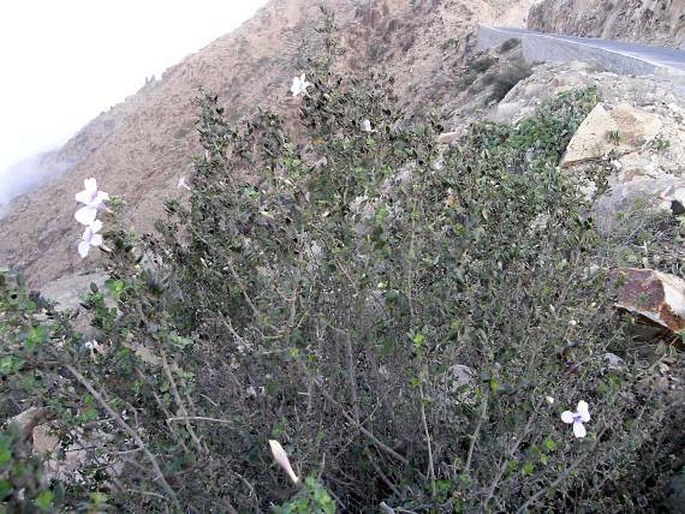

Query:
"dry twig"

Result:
[[65, 364, 180, 508]]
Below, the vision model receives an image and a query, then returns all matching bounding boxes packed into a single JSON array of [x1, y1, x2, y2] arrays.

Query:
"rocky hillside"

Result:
[[528, 0, 685, 49], [0, 0, 534, 288]]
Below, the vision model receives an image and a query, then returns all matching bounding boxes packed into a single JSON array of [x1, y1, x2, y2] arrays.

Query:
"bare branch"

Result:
[[64, 363, 180, 508], [418, 383, 436, 496], [160, 350, 205, 454], [166, 416, 234, 425]]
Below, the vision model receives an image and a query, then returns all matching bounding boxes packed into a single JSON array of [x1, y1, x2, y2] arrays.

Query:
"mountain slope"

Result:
[[0, 0, 532, 287]]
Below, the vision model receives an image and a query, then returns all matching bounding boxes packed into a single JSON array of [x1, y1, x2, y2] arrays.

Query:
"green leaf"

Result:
[[105, 279, 126, 298], [25, 325, 47, 351], [543, 437, 557, 452], [676, 328, 685, 344], [0, 355, 23, 376], [0, 479, 11, 500], [0, 445, 11, 465], [89, 491, 108, 505], [169, 334, 193, 349], [35, 490, 54, 509]]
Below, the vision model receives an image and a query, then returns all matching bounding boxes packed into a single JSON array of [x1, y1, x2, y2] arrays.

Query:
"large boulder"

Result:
[[561, 102, 662, 167]]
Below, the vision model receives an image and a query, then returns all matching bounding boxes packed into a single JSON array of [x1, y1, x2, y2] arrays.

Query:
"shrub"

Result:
[[498, 37, 521, 53], [484, 59, 532, 103], [457, 55, 496, 90], [1, 17, 681, 513]]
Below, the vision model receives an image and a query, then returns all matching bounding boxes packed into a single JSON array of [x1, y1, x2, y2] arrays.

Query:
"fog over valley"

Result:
[[0, 0, 267, 219]]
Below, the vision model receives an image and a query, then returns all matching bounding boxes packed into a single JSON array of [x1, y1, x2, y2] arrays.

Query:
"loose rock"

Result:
[[608, 267, 685, 335]]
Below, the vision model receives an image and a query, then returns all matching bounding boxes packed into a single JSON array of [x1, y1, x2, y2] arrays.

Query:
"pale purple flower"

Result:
[[362, 119, 372, 132], [561, 400, 591, 438], [75, 178, 109, 225], [290, 73, 311, 97], [78, 220, 103, 258], [268, 439, 300, 485]]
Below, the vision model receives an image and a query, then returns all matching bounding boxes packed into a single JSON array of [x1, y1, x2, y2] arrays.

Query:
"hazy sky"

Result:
[[0, 0, 268, 176]]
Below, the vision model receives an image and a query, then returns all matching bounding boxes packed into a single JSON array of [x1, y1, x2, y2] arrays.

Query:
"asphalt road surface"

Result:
[[480, 26, 685, 75]]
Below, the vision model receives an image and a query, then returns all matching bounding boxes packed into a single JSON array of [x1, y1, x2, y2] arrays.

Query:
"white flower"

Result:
[[78, 220, 104, 258], [290, 73, 311, 97], [84, 340, 100, 351], [177, 176, 191, 191], [545, 396, 555, 405], [268, 439, 300, 485], [75, 178, 109, 225], [75, 178, 109, 206], [84, 340, 103, 358], [362, 119, 372, 132], [561, 400, 591, 438]]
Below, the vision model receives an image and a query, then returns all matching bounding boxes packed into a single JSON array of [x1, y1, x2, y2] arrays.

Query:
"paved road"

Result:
[[478, 26, 685, 76]]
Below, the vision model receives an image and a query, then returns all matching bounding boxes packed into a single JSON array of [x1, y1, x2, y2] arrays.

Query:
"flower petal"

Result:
[[83, 178, 97, 193], [75, 206, 97, 226], [90, 234, 103, 247], [75, 190, 93, 204], [573, 422, 587, 438], [93, 191, 110, 205], [78, 241, 90, 258], [560, 411, 575, 424], [89, 220, 103, 233], [291, 77, 301, 96], [577, 400, 590, 422]]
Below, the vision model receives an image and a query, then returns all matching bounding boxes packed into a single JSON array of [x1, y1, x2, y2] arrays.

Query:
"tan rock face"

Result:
[[561, 102, 662, 167], [528, 0, 685, 50], [608, 267, 685, 334]]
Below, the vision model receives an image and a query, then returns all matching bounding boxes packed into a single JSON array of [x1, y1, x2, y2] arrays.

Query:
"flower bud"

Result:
[[268, 439, 300, 485]]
